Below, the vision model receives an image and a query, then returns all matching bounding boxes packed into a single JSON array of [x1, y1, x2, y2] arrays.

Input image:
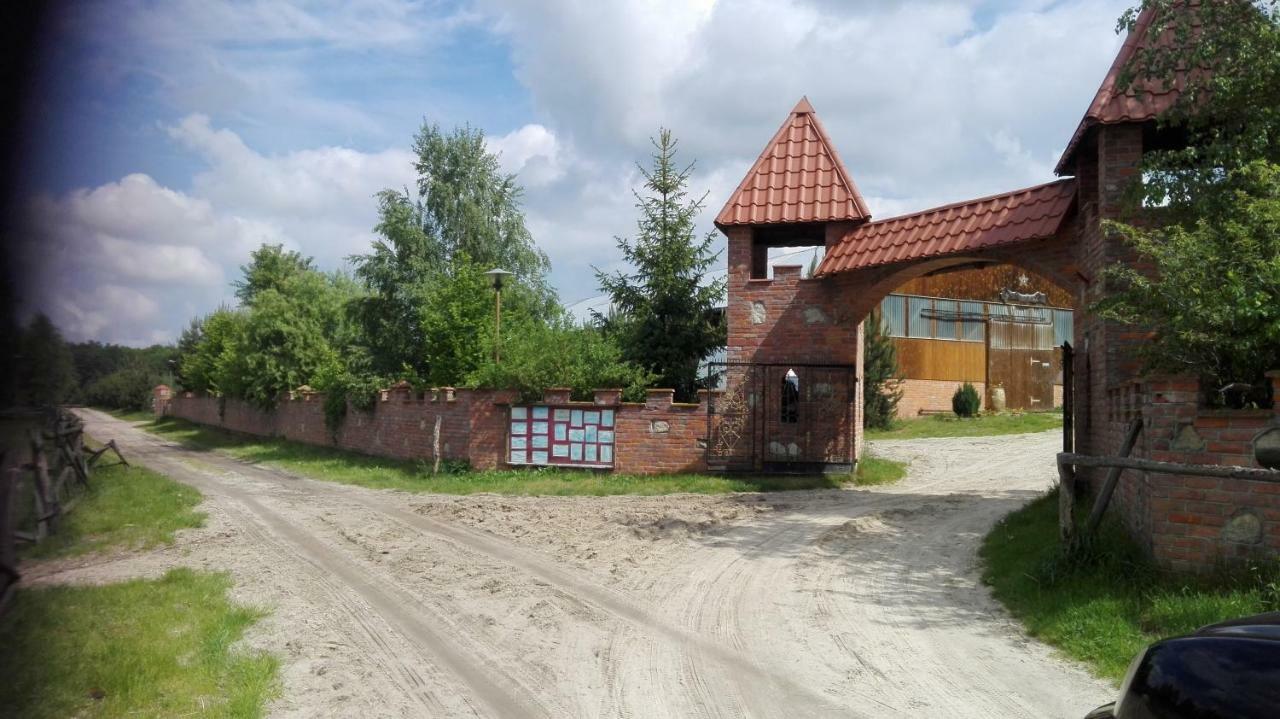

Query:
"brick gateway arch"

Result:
[[709, 14, 1168, 476], [710, 8, 1280, 572]]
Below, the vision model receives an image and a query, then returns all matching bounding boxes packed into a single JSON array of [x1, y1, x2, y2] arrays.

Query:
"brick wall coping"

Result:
[[1195, 408, 1274, 420], [617, 402, 705, 410]]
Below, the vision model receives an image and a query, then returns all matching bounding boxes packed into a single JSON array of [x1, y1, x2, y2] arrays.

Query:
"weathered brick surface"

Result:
[[162, 385, 713, 475], [165, 387, 514, 467], [1135, 374, 1280, 572], [896, 380, 987, 418]]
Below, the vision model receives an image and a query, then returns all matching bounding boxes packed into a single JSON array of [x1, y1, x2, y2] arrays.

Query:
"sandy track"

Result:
[[31, 409, 1110, 718]]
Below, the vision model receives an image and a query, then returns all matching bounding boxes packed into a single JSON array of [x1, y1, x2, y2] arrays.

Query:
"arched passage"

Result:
[[716, 175, 1086, 471]]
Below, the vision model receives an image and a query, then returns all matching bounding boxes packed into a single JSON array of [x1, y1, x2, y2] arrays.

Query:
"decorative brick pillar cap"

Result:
[[543, 387, 573, 404], [645, 388, 676, 409], [389, 380, 414, 400], [441, 386, 456, 402], [153, 384, 171, 399], [593, 388, 623, 405]]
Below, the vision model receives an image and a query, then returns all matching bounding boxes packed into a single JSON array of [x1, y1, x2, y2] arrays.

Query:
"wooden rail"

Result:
[[1056, 449, 1280, 544], [1, 409, 127, 615]]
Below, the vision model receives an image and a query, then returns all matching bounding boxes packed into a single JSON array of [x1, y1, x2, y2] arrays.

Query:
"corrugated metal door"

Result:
[[988, 307, 1056, 410]]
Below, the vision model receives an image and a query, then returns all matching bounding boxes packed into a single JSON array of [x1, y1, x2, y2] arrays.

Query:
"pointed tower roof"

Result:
[[715, 97, 871, 228], [1056, 5, 1192, 175]]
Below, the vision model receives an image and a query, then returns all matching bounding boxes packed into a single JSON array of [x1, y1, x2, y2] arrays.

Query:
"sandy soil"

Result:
[[24, 409, 1111, 718]]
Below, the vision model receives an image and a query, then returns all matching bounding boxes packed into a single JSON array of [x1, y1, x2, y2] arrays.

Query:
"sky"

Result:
[[13, 0, 1132, 346]]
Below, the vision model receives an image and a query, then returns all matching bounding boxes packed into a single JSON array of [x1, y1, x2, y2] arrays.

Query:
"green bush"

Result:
[[952, 382, 981, 418], [467, 320, 653, 403], [83, 366, 168, 412], [863, 311, 903, 430]]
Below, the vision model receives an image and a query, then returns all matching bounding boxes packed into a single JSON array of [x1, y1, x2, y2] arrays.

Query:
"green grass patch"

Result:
[[853, 456, 907, 486], [21, 460, 205, 560], [144, 417, 845, 495], [101, 407, 155, 423], [981, 489, 1280, 683], [0, 568, 278, 718], [867, 410, 1063, 440]]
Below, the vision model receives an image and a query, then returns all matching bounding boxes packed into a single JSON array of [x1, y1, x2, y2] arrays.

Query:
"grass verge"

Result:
[[102, 407, 156, 423], [145, 417, 846, 495], [0, 568, 278, 718], [867, 410, 1063, 440], [853, 456, 907, 486], [21, 460, 205, 560], [981, 489, 1280, 683]]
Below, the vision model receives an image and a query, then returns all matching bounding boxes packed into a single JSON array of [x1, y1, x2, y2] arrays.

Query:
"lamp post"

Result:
[[484, 268, 514, 364]]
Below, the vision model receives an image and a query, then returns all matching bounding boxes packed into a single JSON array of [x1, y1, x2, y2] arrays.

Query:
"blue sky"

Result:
[[17, 0, 1131, 345]]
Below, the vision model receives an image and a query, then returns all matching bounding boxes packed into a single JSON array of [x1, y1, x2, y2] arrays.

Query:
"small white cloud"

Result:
[[487, 124, 564, 186]]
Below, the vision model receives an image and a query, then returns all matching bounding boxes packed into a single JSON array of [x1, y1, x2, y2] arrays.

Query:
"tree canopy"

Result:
[[595, 129, 726, 400], [1098, 1, 1280, 397], [164, 120, 650, 428]]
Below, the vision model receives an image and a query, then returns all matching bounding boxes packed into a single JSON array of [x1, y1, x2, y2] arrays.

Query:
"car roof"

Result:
[[1195, 612, 1280, 641]]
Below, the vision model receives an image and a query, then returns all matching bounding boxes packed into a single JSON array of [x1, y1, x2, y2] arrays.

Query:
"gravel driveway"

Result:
[[30, 409, 1109, 718]]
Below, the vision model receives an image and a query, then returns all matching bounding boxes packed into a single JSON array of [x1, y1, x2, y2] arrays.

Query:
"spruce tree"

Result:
[[595, 130, 726, 401], [862, 311, 902, 430]]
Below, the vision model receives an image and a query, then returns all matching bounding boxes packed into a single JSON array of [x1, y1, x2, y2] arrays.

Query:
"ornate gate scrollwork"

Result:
[[705, 362, 856, 473]]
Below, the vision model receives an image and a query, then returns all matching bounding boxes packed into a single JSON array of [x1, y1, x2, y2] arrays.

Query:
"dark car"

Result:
[[1086, 612, 1280, 719]]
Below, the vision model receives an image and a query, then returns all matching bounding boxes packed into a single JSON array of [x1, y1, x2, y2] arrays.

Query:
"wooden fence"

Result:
[[0, 409, 126, 614]]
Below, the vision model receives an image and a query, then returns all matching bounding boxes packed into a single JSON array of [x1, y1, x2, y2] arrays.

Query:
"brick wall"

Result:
[[159, 384, 715, 476], [1133, 374, 1280, 572], [896, 379, 987, 418], [164, 386, 516, 468], [724, 227, 863, 464], [611, 389, 710, 474], [891, 380, 1063, 418]]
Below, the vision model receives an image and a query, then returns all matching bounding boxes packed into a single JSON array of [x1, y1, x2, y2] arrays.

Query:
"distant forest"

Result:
[[3, 313, 176, 412]]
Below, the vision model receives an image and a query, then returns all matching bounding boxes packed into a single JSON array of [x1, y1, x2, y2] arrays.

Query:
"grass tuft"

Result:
[[0, 569, 278, 719], [21, 461, 205, 560], [867, 410, 1063, 440], [981, 488, 1280, 683], [145, 417, 848, 495], [853, 456, 908, 486]]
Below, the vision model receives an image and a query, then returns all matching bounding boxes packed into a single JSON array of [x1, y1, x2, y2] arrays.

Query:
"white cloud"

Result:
[[19, 172, 273, 344], [21, 117, 419, 345], [26, 0, 1140, 345], [166, 114, 416, 268], [487, 124, 565, 186]]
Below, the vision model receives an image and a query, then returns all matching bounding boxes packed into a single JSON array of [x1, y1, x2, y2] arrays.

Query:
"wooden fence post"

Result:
[[432, 415, 442, 475], [1084, 417, 1144, 538], [1061, 342, 1073, 453], [28, 430, 59, 537], [1057, 456, 1076, 543], [0, 466, 18, 615]]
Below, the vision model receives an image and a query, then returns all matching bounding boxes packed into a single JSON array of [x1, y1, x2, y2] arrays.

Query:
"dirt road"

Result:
[[33, 409, 1109, 718]]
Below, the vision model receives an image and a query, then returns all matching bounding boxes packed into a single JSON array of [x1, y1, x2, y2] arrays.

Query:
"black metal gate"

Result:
[[704, 362, 857, 473]]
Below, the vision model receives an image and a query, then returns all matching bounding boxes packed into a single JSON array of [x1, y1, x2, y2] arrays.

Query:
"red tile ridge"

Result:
[[814, 178, 1077, 276], [715, 96, 872, 228], [1056, 3, 1198, 175], [857, 178, 1074, 227]]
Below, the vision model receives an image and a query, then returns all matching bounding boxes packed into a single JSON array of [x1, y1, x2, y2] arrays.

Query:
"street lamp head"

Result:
[[484, 268, 514, 291]]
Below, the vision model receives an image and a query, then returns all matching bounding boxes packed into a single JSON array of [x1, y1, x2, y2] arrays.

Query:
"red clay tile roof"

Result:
[[815, 179, 1077, 276], [715, 97, 871, 228], [1057, 5, 1190, 175]]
